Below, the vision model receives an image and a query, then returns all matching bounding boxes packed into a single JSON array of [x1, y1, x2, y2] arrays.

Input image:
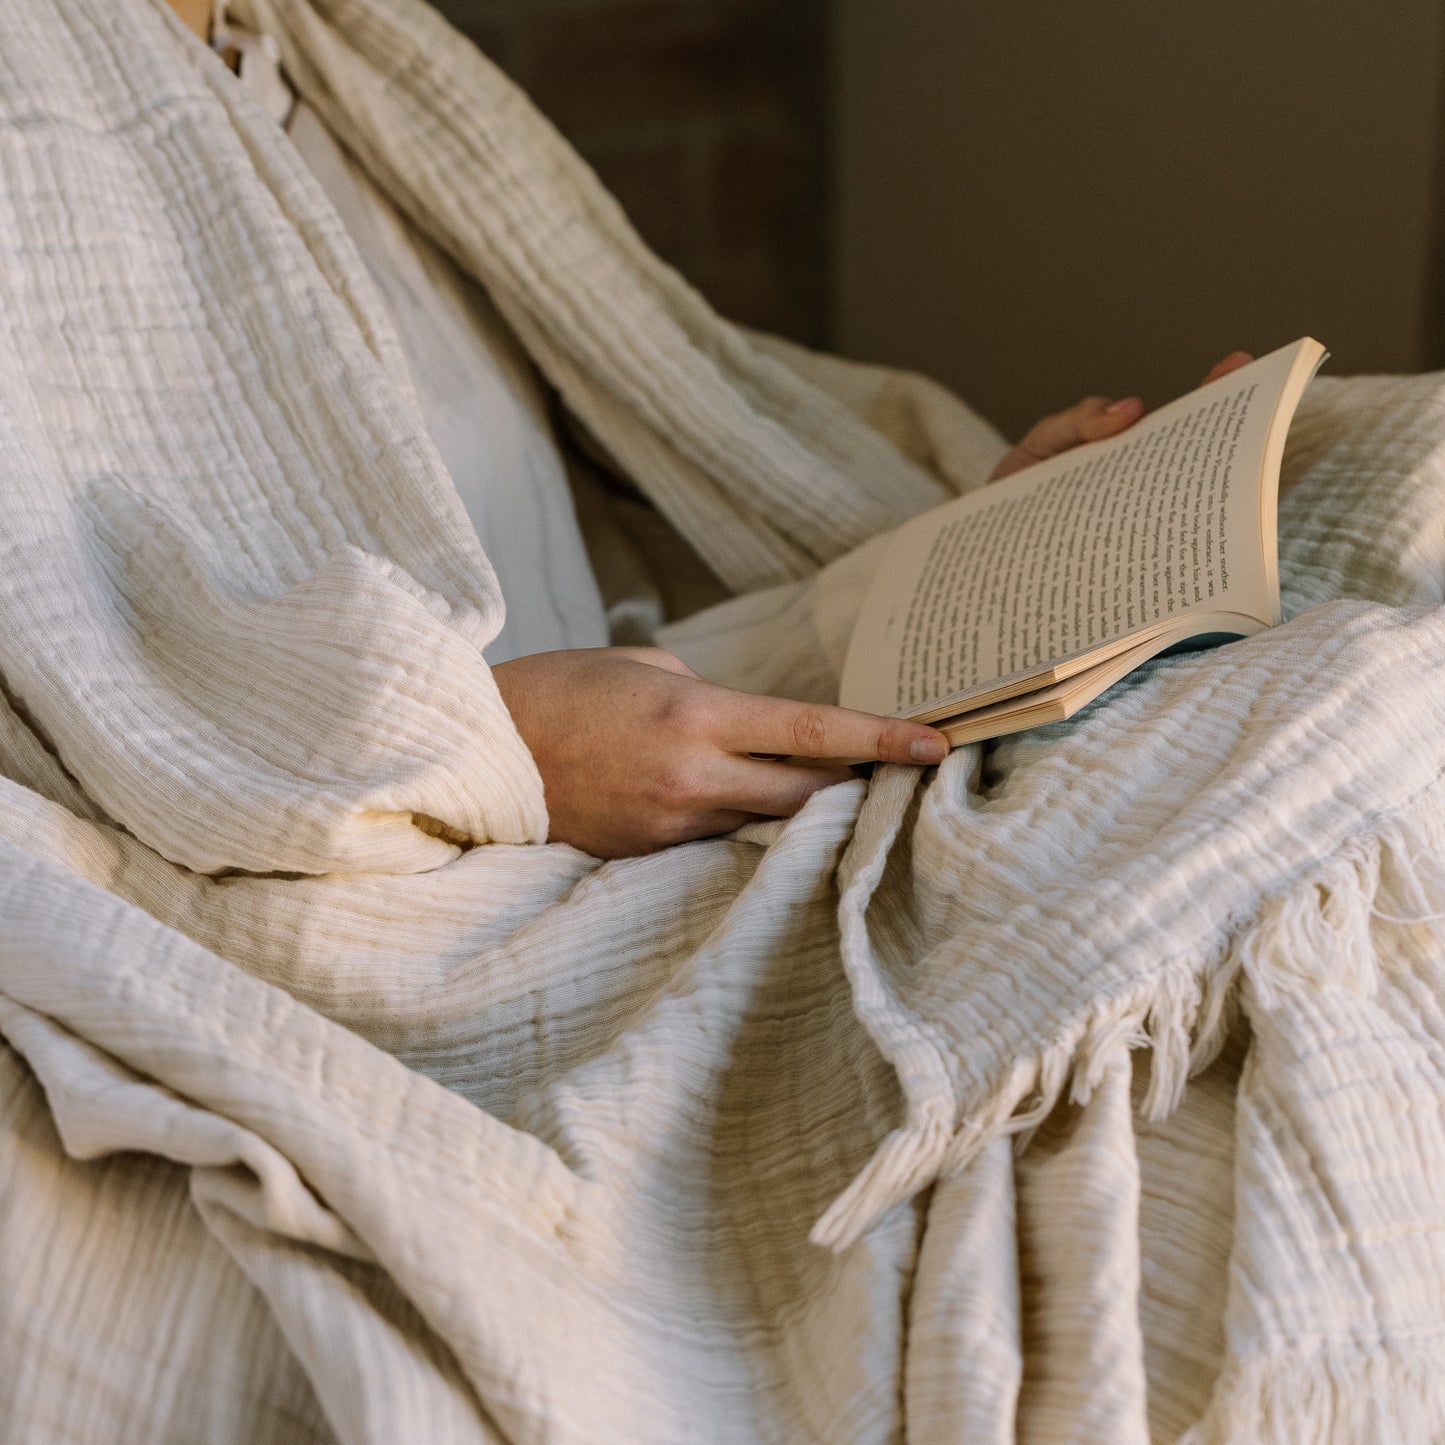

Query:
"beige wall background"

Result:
[[833, 1, 1445, 440]]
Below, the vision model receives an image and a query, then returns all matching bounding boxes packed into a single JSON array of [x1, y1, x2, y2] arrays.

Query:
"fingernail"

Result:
[[1105, 396, 1144, 417], [910, 736, 948, 764]]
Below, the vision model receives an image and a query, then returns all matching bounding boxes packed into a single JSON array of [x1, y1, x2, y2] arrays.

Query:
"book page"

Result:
[[841, 340, 1320, 716]]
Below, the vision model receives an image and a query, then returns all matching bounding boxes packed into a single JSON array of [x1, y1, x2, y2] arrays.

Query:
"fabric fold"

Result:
[[815, 598, 1445, 1248], [225, 0, 982, 592], [0, 0, 547, 872], [6, 1, 1445, 1439]]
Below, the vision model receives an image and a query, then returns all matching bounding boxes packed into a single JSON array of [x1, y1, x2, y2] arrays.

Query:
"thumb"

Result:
[[612, 646, 703, 680]]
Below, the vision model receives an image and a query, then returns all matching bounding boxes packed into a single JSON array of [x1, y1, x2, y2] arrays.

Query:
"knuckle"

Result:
[[654, 688, 707, 738], [648, 817, 691, 851], [788, 706, 831, 756], [1020, 414, 1065, 457], [627, 645, 694, 679], [788, 772, 829, 813], [649, 759, 701, 806]]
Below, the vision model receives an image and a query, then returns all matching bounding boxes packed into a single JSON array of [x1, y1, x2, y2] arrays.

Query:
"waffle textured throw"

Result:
[[4, 1, 1445, 1440]]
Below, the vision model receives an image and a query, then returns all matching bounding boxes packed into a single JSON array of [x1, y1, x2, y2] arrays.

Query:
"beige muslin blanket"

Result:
[[3, 1, 1445, 1441]]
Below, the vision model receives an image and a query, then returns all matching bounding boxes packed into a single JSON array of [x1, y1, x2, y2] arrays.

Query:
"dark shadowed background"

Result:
[[433, 0, 831, 346], [433, 0, 1445, 441]]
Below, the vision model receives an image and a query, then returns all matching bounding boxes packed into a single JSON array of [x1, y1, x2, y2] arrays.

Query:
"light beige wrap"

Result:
[[3, 2, 1445, 1441]]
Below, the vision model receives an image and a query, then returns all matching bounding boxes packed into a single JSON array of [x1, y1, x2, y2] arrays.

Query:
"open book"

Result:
[[839, 337, 1328, 745]]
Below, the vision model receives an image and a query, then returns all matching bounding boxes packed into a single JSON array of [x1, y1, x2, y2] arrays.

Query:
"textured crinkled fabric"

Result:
[[3, 2, 1445, 1442]]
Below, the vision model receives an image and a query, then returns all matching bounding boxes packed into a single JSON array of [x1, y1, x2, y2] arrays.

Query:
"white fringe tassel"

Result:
[[814, 795, 1445, 1254]]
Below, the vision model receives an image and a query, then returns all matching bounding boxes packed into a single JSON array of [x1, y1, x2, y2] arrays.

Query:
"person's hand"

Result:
[[492, 646, 950, 858], [988, 351, 1254, 482]]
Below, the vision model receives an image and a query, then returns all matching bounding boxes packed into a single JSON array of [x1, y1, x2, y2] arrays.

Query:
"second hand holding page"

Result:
[[839, 339, 1328, 743]]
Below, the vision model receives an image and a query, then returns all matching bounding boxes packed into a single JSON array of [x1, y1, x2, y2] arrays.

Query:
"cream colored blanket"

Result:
[[4, 1, 1445, 1441]]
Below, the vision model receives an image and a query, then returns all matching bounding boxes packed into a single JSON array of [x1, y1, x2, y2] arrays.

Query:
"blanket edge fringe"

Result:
[[813, 787, 1445, 1252]]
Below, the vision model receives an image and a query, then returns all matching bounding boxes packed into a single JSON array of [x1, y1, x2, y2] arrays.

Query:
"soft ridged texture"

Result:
[[4, 1, 1445, 1442], [227, 0, 959, 594]]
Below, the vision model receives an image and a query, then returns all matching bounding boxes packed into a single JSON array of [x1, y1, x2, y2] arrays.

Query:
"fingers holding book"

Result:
[[491, 646, 950, 858], [1201, 350, 1254, 386], [989, 349, 1255, 483], [990, 394, 1145, 481]]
